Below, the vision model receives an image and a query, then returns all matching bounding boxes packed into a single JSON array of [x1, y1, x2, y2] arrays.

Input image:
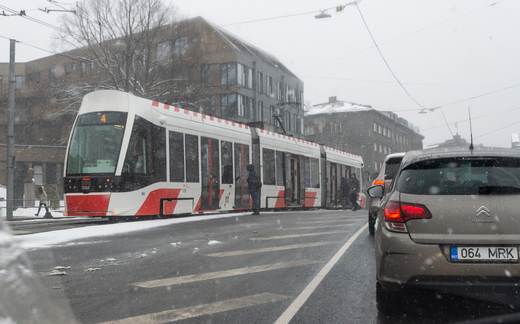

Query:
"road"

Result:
[[22, 210, 516, 324]]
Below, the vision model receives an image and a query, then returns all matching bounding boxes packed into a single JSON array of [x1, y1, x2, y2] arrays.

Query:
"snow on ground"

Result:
[[17, 212, 251, 250]]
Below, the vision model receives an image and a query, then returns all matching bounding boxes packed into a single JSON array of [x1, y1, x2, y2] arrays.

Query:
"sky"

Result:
[[0, 0, 519, 147]]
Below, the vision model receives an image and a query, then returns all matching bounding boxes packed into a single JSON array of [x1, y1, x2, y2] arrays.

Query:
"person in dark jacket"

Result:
[[246, 164, 261, 215], [340, 177, 352, 209], [350, 173, 361, 211]]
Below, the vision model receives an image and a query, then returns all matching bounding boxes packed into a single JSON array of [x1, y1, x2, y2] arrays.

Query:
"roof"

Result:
[[384, 152, 406, 162], [401, 146, 520, 169], [196, 17, 300, 79], [305, 100, 372, 116]]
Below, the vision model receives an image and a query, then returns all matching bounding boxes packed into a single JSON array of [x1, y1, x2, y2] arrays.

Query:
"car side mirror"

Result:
[[367, 185, 384, 199]]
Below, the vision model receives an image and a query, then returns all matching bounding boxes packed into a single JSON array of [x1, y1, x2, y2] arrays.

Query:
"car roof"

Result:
[[384, 152, 406, 163], [401, 146, 520, 168]]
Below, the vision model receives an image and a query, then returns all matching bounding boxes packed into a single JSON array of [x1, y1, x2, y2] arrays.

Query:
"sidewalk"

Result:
[[1, 207, 70, 223]]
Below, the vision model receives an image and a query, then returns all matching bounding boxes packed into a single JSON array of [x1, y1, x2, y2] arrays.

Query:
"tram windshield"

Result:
[[66, 112, 127, 175]]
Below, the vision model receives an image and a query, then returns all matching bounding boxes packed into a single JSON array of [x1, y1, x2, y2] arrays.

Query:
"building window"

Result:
[[258, 101, 264, 122], [201, 64, 210, 85], [245, 97, 254, 119], [238, 95, 245, 117], [374, 143, 377, 152], [373, 123, 377, 133], [173, 37, 189, 56], [156, 41, 171, 61], [221, 94, 238, 118], [271, 106, 277, 126], [237, 64, 245, 87], [15, 75, 25, 89], [258, 72, 264, 94], [220, 63, 237, 85]]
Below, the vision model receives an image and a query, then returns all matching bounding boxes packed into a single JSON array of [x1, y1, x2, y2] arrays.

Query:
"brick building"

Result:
[[0, 17, 304, 202], [304, 97, 423, 184]]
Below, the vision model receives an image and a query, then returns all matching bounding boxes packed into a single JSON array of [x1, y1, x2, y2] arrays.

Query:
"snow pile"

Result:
[[17, 212, 251, 249], [305, 100, 372, 116]]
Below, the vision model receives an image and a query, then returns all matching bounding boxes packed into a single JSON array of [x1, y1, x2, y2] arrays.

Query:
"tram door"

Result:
[[234, 143, 250, 209], [201, 137, 220, 210], [287, 155, 302, 206], [329, 163, 338, 206]]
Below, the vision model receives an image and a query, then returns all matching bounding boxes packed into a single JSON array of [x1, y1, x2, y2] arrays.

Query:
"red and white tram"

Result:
[[64, 90, 363, 217]]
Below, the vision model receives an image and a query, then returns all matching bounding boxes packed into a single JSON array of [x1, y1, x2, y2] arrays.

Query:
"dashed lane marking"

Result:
[[101, 292, 290, 323], [132, 260, 322, 288], [294, 219, 360, 225], [274, 224, 368, 324], [206, 241, 335, 257], [281, 224, 355, 231], [250, 231, 350, 241]]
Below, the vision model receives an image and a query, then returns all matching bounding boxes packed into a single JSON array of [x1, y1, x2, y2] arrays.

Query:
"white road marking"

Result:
[[281, 224, 354, 231], [274, 223, 368, 324], [206, 241, 335, 257], [101, 293, 289, 323], [133, 260, 322, 288], [295, 219, 359, 225], [250, 231, 349, 241]]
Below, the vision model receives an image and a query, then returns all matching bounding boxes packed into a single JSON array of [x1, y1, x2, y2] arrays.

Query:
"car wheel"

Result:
[[368, 213, 375, 236], [376, 282, 401, 315]]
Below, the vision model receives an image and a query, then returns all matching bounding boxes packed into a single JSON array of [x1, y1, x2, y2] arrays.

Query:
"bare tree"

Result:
[[58, 0, 180, 98]]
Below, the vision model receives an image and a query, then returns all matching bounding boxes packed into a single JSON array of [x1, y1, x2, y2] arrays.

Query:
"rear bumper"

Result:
[[376, 226, 520, 301]]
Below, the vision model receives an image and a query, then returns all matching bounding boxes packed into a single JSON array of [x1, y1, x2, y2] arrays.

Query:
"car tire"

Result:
[[376, 282, 401, 315], [368, 213, 375, 236]]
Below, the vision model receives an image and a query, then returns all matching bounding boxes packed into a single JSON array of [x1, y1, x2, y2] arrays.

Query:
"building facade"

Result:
[[304, 97, 423, 184], [0, 17, 304, 203]]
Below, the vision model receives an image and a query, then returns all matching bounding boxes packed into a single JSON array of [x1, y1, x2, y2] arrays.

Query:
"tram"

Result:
[[63, 90, 364, 217]]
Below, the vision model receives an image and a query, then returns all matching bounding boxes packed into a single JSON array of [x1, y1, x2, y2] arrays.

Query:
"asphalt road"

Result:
[[22, 210, 518, 324]]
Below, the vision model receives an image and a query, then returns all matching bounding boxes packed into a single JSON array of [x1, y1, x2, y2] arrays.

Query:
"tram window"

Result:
[[275, 151, 284, 186], [221, 141, 233, 184], [169, 131, 185, 182], [310, 158, 320, 188], [304, 157, 311, 187], [123, 116, 166, 182], [153, 126, 167, 181], [262, 148, 275, 185], [185, 134, 199, 182]]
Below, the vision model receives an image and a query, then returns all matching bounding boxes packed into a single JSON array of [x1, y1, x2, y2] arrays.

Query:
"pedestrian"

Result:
[[340, 176, 352, 209], [35, 185, 52, 218], [246, 164, 261, 215], [350, 173, 361, 211]]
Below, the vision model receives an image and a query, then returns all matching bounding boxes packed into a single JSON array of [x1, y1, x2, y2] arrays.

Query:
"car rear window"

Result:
[[397, 157, 520, 195], [384, 157, 403, 180]]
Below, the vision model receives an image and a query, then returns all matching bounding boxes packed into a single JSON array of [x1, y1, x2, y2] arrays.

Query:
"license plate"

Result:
[[451, 246, 519, 262]]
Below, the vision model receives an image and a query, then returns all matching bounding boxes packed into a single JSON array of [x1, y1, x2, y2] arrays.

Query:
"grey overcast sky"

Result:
[[0, 0, 519, 147]]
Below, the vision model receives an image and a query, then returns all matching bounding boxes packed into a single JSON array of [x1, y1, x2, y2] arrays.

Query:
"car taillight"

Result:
[[384, 201, 431, 233], [372, 179, 384, 186]]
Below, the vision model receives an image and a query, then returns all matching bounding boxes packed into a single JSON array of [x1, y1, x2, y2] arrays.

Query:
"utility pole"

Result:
[[6, 39, 15, 221]]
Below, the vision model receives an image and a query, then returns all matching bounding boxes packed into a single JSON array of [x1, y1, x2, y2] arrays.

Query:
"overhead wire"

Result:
[[0, 32, 91, 61], [353, 2, 455, 137]]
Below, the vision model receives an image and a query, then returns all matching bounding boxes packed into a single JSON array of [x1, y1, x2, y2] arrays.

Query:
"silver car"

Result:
[[368, 147, 520, 314], [367, 153, 405, 235]]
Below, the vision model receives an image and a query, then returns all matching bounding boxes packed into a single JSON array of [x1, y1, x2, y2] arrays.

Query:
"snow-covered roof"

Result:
[[305, 100, 372, 116]]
